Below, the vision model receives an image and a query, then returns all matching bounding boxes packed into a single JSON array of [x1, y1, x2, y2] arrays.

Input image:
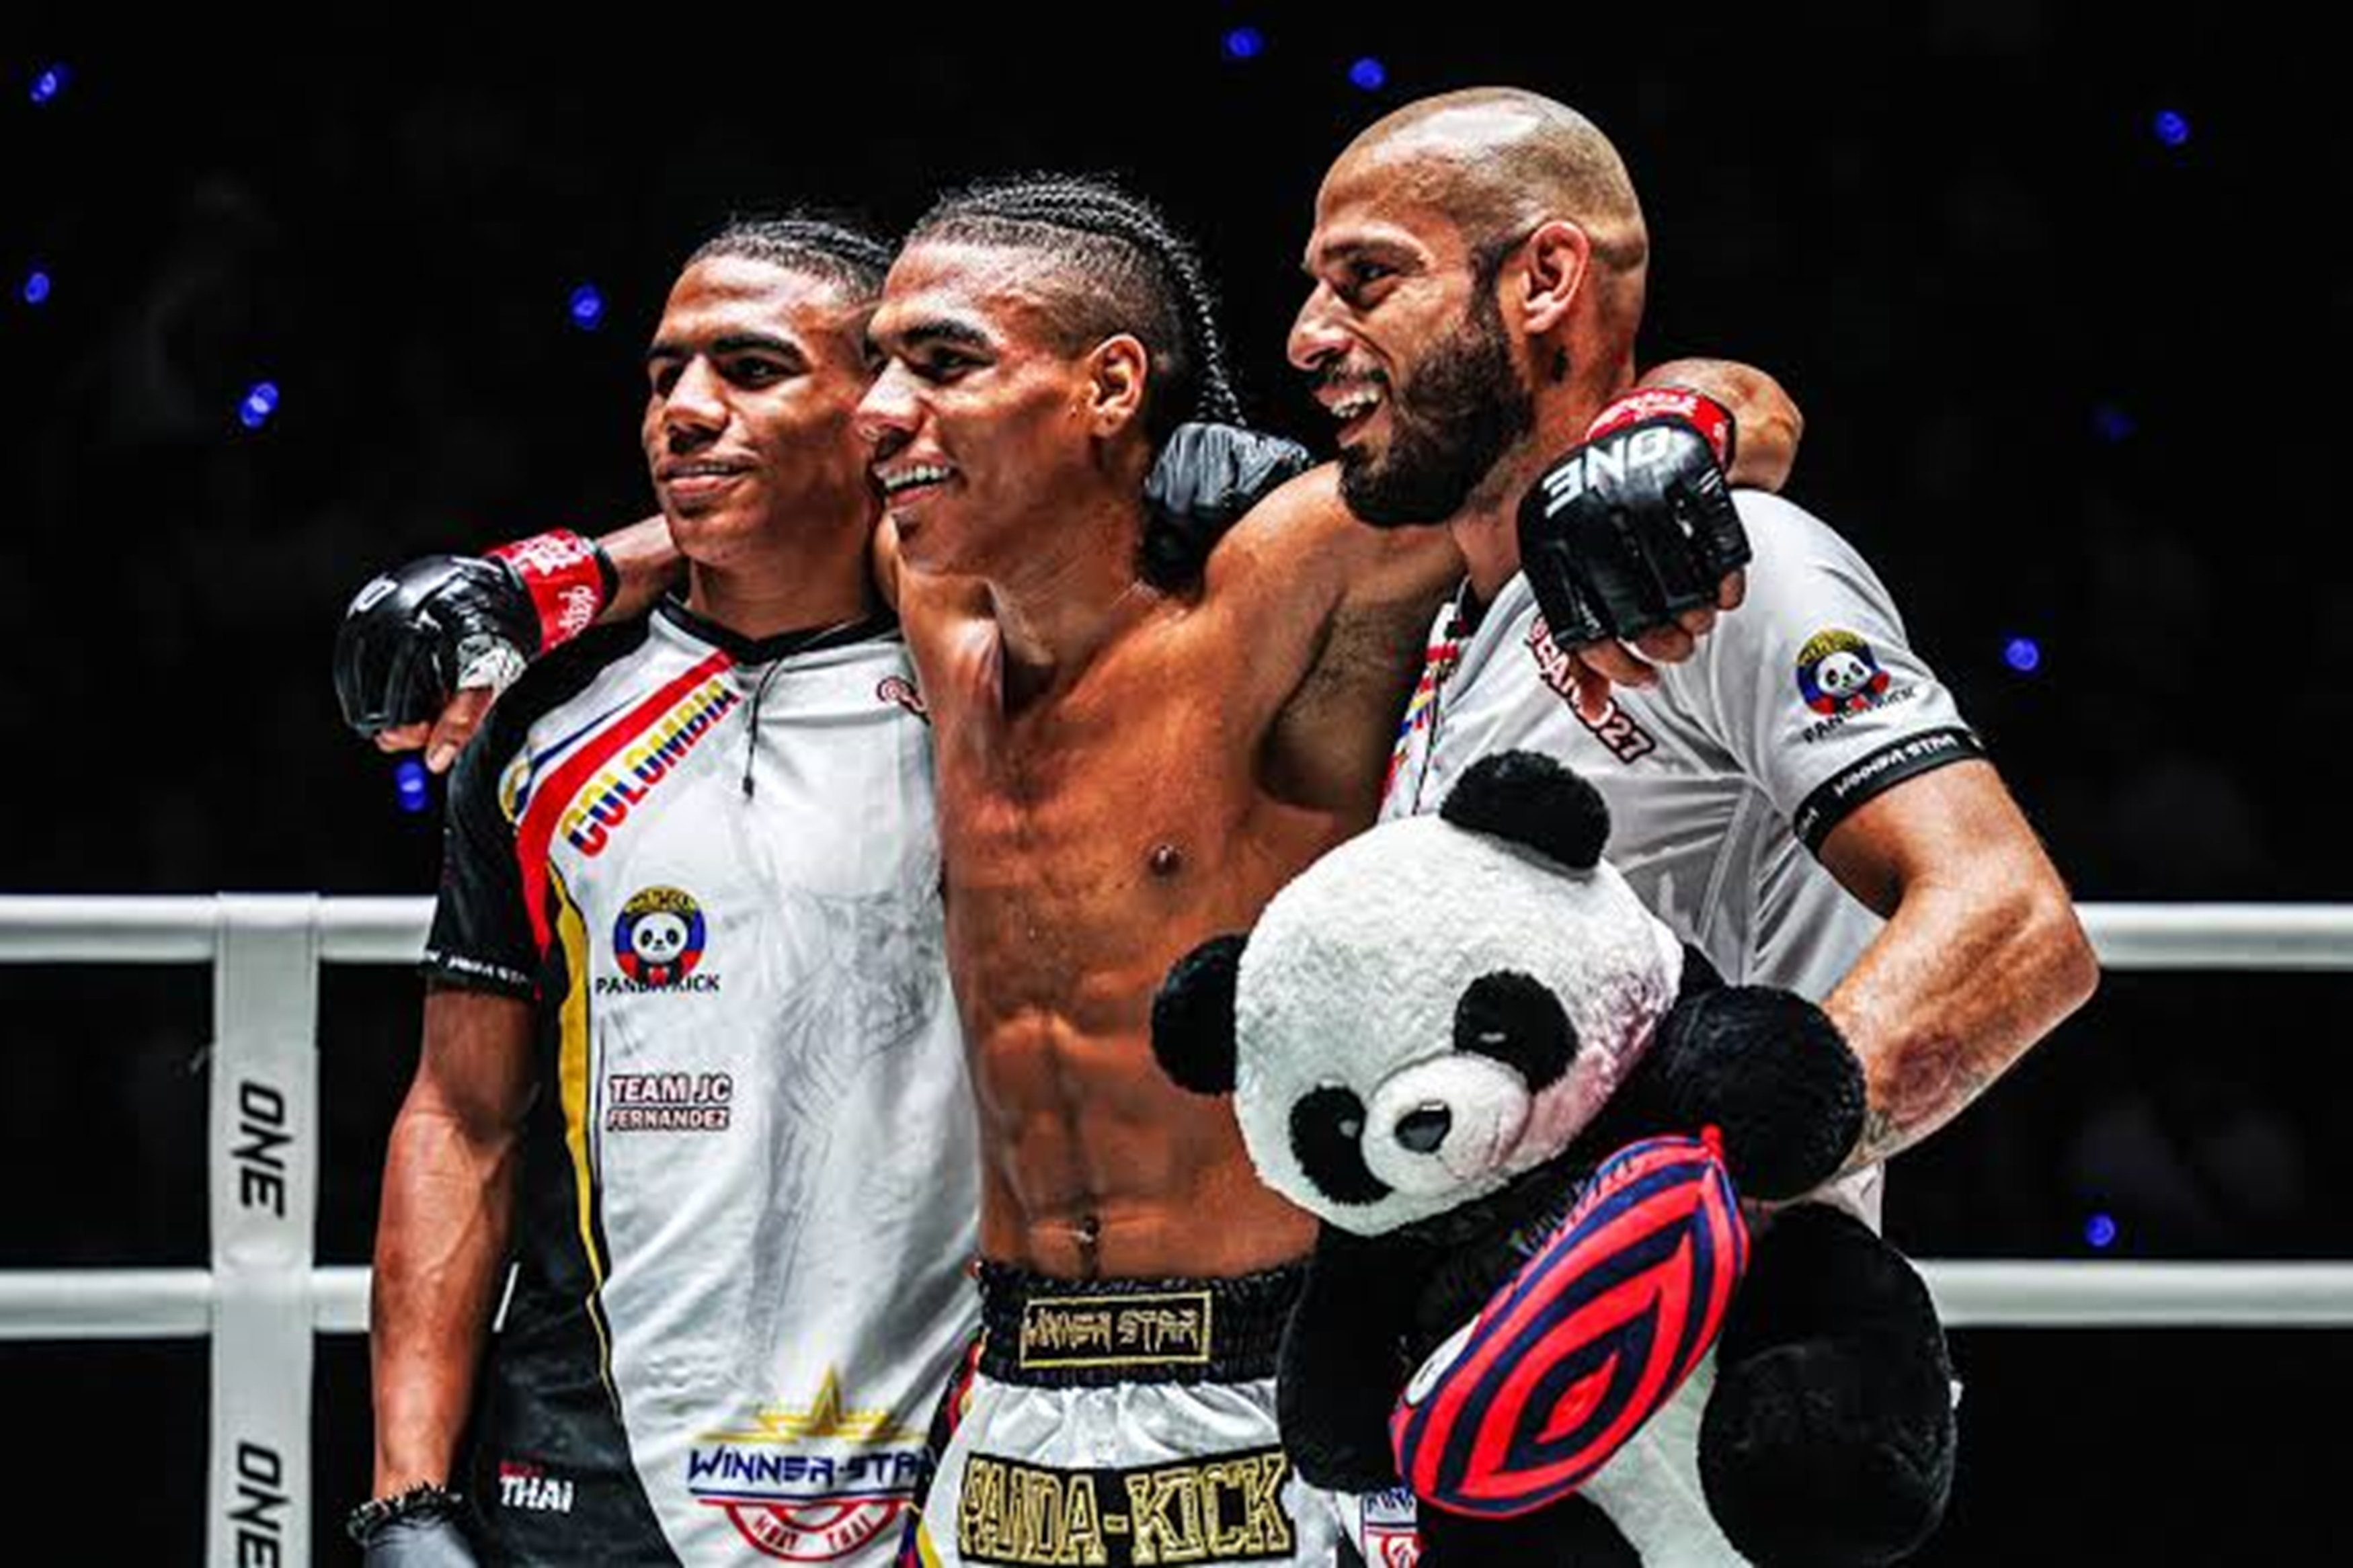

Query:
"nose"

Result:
[[662, 358, 727, 448], [1287, 284, 1349, 374], [854, 361, 920, 458], [1394, 1104, 1452, 1155]]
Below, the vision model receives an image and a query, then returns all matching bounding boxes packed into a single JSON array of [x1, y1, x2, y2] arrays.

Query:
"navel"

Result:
[[1148, 842, 1185, 878]]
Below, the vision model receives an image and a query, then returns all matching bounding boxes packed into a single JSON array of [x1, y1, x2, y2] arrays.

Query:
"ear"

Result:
[[1084, 333, 1151, 438], [1515, 220, 1591, 337], [1439, 751, 1609, 869], [1151, 934, 1247, 1095]]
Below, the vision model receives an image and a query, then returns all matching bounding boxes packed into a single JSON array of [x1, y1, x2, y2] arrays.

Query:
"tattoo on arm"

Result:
[[1850, 1045, 1995, 1169]]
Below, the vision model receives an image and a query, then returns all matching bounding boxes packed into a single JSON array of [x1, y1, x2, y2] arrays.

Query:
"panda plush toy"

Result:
[[1152, 751, 1956, 1566]]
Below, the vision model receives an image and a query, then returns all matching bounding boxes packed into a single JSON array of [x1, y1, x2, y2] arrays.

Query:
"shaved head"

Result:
[[1333, 87, 1648, 331]]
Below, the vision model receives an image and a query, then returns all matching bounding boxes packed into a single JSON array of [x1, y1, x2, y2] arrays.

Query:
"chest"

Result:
[[920, 620, 1262, 878]]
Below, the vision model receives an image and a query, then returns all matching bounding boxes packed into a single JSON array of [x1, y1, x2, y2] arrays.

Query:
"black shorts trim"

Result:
[[975, 1263, 1302, 1387]]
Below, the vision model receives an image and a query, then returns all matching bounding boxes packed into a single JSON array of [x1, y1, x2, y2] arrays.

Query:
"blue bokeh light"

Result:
[[2003, 636, 2042, 675], [239, 381, 280, 431], [395, 760, 432, 815], [30, 64, 67, 105], [23, 270, 51, 306], [2153, 110, 2191, 148], [1349, 56, 1387, 92], [568, 283, 605, 331], [2092, 403, 2135, 444], [1223, 27, 1264, 60], [2085, 1212, 2118, 1250]]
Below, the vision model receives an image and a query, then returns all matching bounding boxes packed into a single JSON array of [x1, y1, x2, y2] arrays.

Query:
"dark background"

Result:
[[5, 10, 2348, 1561]]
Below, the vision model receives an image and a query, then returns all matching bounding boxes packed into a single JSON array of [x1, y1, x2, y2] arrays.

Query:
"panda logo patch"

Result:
[[1795, 629, 1892, 716], [612, 886, 709, 989]]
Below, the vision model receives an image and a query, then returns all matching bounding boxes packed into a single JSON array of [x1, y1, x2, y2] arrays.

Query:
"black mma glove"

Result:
[[1140, 422, 1313, 587], [348, 1484, 480, 1567], [1516, 388, 1748, 649], [333, 529, 614, 739]]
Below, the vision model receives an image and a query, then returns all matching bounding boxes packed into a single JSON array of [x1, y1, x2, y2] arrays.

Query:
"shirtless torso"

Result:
[[900, 467, 1452, 1279]]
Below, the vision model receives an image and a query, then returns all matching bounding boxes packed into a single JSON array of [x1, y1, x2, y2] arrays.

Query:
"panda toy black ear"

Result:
[[1152, 934, 1248, 1096], [1439, 751, 1611, 870], [1648, 986, 1866, 1200]]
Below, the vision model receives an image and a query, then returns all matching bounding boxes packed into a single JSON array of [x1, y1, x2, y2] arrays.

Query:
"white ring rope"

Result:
[[10, 897, 2352, 970], [0, 1268, 371, 1339], [0, 895, 429, 964], [5, 1262, 2349, 1341]]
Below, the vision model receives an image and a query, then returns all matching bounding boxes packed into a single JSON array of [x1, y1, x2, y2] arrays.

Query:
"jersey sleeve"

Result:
[[1673, 491, 1985, 855], [421, 733, 538, 997]]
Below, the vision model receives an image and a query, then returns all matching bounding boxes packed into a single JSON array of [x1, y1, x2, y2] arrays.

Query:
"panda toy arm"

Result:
[[1630, 985, 1866, 1201], [1278, 1221, 1431, 1493]]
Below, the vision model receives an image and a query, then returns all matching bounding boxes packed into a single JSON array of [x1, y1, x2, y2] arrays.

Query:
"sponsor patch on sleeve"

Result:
[[1795, 628, 1893, 716], [420, 948, 535, 996]]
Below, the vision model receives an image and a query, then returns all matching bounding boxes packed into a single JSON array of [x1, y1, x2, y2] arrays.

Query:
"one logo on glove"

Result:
[[1531, 424, 1686, 513], [1795, 629, 1893, 716], [611, 886, 709, 988], [454, 633, 529, 697]]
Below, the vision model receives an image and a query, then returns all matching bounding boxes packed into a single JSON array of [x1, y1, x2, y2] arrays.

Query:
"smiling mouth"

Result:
[[875, 462, 955, 501], [661, 461, 754, 498], [1321, 382, 1387, 444]]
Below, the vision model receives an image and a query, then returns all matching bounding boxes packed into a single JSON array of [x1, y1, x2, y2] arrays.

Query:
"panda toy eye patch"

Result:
[[1453, 972, 1577, 1089], [1290, 1085, 1393, 1205]]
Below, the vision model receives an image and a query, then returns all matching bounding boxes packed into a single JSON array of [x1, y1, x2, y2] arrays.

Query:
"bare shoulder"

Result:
[[894, 564, 992, 630], [890, 565, 994, 694], [1201, 462, 1461, 618], [1200, 462, 1357, 595], [1199, 470, 1461, 815]]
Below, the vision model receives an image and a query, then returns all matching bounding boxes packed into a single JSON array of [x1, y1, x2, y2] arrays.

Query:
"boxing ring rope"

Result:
[[1, 896, 2350, 1565]]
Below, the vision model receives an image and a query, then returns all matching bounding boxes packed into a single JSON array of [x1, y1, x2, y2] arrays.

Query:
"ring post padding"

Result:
[[208, 897, 321, 1568]]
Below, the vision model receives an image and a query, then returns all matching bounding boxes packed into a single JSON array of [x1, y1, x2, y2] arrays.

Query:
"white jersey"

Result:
[[426, 600, 978, 1565], [1382, 490, 1984, 1220], [1378, 491, 1981, 1565]]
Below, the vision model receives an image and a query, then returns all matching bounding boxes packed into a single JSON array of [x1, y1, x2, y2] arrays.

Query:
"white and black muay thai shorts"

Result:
[[900, 1264, 1424, 1568]]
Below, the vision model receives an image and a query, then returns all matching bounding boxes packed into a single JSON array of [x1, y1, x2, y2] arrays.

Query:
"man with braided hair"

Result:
[[338, 171, 1800, 1565], [351, 216, 980, 1567]]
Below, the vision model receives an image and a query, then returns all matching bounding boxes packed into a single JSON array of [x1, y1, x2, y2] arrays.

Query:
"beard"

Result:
[[1337, 290, 1535, 529]]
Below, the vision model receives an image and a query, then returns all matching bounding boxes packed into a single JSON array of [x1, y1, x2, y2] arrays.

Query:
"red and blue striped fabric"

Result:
[[1391, 1133, 1749, 1518]]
